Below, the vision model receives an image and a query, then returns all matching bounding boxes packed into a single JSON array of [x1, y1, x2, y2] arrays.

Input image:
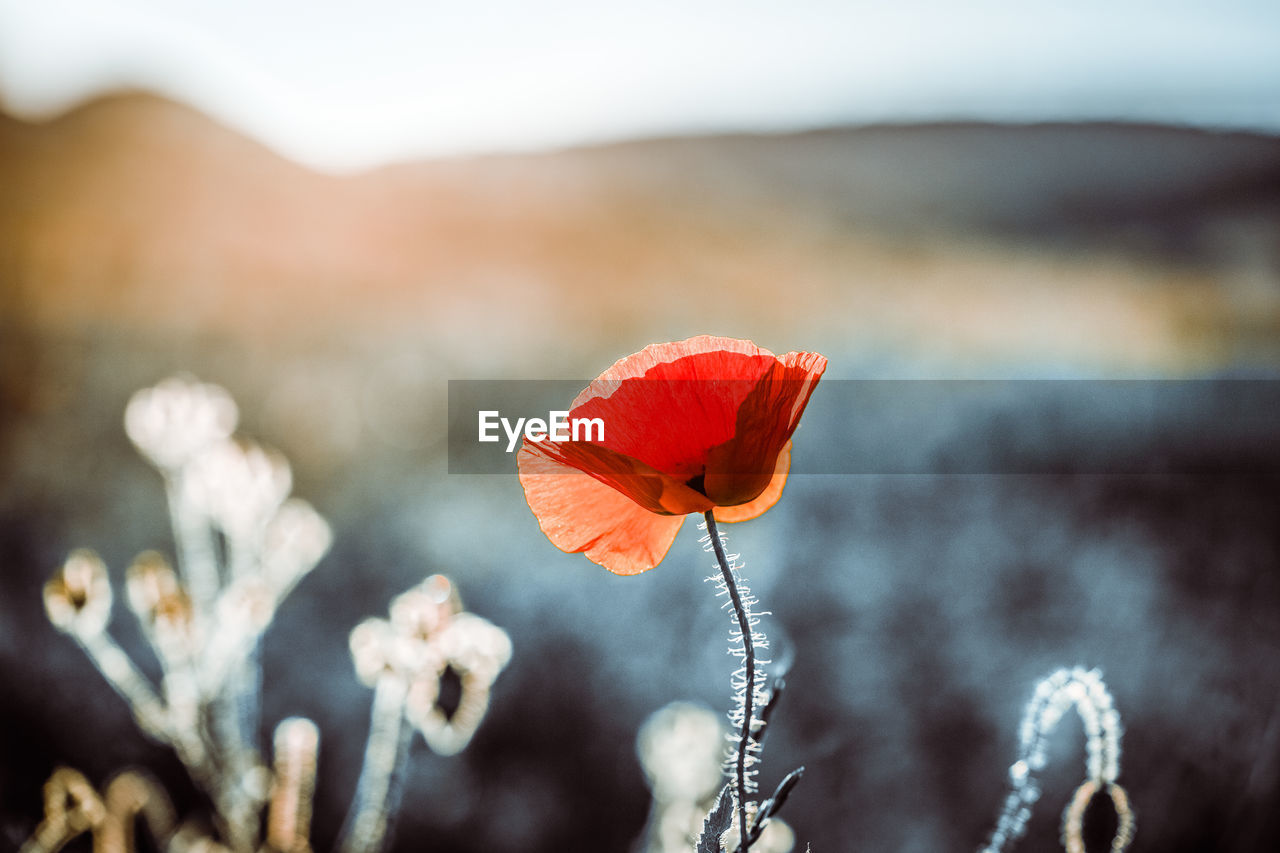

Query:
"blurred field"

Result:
[[2, 94, 1279, 852], [4, 94, 1280, 373]]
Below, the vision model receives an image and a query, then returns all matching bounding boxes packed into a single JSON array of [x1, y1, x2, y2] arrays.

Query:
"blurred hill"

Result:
[[3, 93, 1279, 372]]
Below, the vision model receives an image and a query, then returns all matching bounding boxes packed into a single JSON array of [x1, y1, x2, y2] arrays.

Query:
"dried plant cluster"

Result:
[[26, 373, 1135, 853], [28, 376, 512, 853]]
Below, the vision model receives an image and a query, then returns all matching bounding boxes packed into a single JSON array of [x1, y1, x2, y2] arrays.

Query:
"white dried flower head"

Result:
[[125, 551, 180, 618], [637, 702, 726, 804], [126, 551, 197, 655], [184, 438, 292, 541], [349, 618, 434, 687], [262, 499, 332, 590], [431, 613, 512, 680], [125, 376, 238, 471], [44, 550, 113, 637], [215, 578, 276, 637], [273, 716, 320, 762], [388, 574, 460, 640]]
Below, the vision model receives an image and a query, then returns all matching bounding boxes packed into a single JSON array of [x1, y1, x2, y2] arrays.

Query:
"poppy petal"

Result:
[[713, 440, 792, 523], [564, 336, 783, 477], [578, 335, 772, 394], [524, 438, 714, 516], [777, 350, 828, 432], [517, 444, 687, 575], [699, 353, 826, 506]]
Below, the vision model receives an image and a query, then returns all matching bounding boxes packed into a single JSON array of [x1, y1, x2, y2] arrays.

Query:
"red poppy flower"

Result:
[[518, 336, 827, 575]]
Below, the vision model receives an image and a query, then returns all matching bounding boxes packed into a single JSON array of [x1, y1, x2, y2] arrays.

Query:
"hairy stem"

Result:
[[704, 511, 754, 853]]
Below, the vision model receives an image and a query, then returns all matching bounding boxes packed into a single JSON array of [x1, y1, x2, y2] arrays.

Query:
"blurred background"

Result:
[[2, 2, 1279, 851]]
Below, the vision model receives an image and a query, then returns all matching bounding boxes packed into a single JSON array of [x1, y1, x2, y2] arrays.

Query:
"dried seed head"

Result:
[[637, 701, 726, 803], [125, 376, 237, 471], [431, 613, 512, 680], [125, 551, 185, 622], [184, 438, 292, 541], [45, 550, 113, 637], [349, 618, 432, 686], [126, 551, 196, 655], [389, 574, 460, 640], [216, 578, 276, 636], [262, 499, 332, 589]]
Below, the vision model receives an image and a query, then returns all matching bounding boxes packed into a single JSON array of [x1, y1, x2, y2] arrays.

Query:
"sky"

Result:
[[0, 0, 1278, 172]]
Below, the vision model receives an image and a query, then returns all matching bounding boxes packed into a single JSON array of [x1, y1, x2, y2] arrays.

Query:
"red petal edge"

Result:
[[517, 443, 686, 574]]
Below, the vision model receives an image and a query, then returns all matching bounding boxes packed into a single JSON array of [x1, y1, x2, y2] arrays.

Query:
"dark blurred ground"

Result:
[[2, 94, 1280, 853]]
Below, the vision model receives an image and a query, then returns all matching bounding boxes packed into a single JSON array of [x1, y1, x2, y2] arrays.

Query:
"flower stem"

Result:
[[339, 674, 411, 853], [164, 473, 220, 618], [704, 511, 753, 853]]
